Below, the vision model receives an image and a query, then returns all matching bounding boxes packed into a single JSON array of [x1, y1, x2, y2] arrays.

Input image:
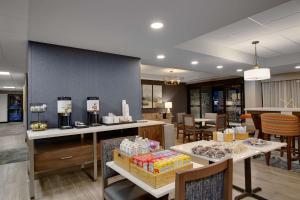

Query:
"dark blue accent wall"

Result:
[[28, 41, 142, 128]]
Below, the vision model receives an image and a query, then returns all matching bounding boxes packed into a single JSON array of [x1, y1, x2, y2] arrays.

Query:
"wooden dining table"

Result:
[[170, 140, 286, 200]]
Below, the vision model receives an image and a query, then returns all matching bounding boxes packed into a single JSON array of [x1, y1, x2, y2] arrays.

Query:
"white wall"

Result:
[[244, 81, 262, 108], [0, 94, 8, 122], [244, 72, 300, 109]]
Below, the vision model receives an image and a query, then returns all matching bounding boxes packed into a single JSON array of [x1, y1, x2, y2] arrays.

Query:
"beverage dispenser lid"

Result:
[[58, 97, 71, 100], [87, 97, 99, 100]]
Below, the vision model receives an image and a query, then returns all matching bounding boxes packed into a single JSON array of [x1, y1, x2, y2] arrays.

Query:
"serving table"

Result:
[[245, 107, 300, 138], [26, 120, 164, 199], [170, 140, 286, 200], [106, 161, 203, 199]]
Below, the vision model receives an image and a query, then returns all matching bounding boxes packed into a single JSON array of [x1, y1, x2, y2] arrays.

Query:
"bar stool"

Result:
[[261, 113, 300, 170]]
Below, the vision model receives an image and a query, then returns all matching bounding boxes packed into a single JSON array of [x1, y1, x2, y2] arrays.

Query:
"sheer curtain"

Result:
[[262, 80, 300, 108]]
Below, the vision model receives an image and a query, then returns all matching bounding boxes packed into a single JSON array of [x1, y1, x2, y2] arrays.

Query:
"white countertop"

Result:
[[245, 107, 300, 112], [170, 140, 286, 163], [106, 161, 203, 198], [27, 120, 164, 140]]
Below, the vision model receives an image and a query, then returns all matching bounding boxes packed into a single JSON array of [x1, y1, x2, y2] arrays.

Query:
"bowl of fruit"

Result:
[[30, 121, 48, 131]]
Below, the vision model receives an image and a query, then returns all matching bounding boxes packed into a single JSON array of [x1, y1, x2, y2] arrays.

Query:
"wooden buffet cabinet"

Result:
[[34, 139, 101, 172]]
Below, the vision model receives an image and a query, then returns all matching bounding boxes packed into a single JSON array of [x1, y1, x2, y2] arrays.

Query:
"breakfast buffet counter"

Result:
[[26, 120, 164, 199]]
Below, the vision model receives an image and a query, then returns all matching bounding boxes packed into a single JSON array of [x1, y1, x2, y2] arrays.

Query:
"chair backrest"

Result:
[[261, 113, 299, 136], [183, 115, 195, 129], [205, 113, 217, 120], [177, 112, 186, 124], [101, 136, 135, 181], [175, 159, 233, 200], [216, 114, 227, 131]]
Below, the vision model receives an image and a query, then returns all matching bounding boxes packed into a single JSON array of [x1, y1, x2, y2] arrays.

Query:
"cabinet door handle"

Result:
[[60, 156, 73, 160]]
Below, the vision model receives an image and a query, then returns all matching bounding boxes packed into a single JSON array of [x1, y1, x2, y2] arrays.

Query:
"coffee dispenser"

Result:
[[57, 97, 72, 129], [87, 97, 100, 126]]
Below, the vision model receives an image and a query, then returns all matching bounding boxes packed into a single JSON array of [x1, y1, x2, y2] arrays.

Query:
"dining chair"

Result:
[[101, 137, 157, 200], [261, 113, 300, 170], [175, 159, 233, 200], [176, 112, 186, 139], [204, 112, 217, 127], [183, 115, 202, 143], [202, 114, 227, 140]]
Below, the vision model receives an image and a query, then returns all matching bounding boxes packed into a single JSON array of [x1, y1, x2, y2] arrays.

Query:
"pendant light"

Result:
[[244, 41, 270, 81], [164, 70, 181, 86]]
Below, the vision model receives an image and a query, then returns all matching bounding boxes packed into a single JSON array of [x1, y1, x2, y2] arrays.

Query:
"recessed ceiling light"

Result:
[[3, 86, 15, 89], [216, 65, 223, 69], [295, 65, 300, 69], [236, 69, 243, 72], [156, 54, 165, 59], [0, 71, 10, 75], [150, 22, 164, 29], [191, 61, 199, 65]]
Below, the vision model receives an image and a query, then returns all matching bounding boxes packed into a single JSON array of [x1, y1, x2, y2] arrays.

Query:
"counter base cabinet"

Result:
[[139, 125, 164, 147], [34, 141, 101, 173]]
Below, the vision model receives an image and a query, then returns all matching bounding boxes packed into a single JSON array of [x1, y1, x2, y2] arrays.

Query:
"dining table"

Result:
[[194, 118, 216, 129], [170, 140, 286, 200], [194, 118, 215, 123]]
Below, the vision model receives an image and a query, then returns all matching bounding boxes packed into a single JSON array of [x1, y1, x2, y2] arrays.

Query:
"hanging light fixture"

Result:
[[244, 41, 270, 81], [164, 70, 181, 86]]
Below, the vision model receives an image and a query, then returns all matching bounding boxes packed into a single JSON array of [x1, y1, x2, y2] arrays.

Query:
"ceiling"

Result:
[[141, 65, 233, 83], [177, 0, 300, 72], [0, 73, 25, 91], [1, 0, 300, 87], [0, 0, 28, 90]]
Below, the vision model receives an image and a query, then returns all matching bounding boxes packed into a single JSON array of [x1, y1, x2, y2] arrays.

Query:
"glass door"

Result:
[[226, 85, 242, 124], [189, 89, 200, 118], [200, 86, 212, 118], [212, 87, 225, 113]]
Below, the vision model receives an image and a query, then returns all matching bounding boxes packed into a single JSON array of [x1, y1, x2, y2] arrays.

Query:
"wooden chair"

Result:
[[202, 114, 227, 140], [204, 112, 217, 127], [261, 113, 300, 170], [175, 159, 233, 200], [101, 137, 157, 200], [183, 115, 202, 143], [176, 112, 186, 139]]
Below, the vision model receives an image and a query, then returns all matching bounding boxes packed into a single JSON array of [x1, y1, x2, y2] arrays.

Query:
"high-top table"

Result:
[[26, 120, 164, 199], [170, 140, 286, 200]]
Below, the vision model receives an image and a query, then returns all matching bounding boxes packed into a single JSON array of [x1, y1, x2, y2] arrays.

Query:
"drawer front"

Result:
[[35, 144, 100, 172]]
